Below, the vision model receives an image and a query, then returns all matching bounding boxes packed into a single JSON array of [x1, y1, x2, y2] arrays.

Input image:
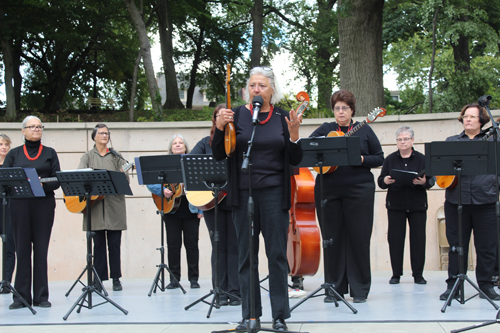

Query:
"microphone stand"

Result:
[[452, 96, 500, 332]]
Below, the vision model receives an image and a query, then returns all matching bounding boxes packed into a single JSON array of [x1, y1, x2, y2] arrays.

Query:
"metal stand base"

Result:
[[0, 280, 36, 314], [441, 274, 500, 313], [185, 287, 239, 318], [63, 285, 128, 320], [290, 282, 357, 314], [149, 262, 186, 296], [65, 266, 108, 297]]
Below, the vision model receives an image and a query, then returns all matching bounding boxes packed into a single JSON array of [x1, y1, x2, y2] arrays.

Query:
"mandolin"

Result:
[[224, 64, 236, 157], [295, 91, 310, 120], [63, 162, 134, 214], [435, 175, 458, 189], [151, 183, 183, 214], [186, 190, 227, 211], [313, 107, 386, 174]]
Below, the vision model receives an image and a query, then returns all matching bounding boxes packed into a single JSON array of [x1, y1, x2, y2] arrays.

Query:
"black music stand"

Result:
[[0, 167, 45, 315], [59, 169, 131, 320], [135, 155, 187, 295], [425, 141, 500, 313], [289, 136, 360, 315], [181, 154, 240, 318]]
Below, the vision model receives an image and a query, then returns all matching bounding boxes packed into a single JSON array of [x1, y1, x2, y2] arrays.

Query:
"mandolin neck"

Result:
[[345, 120, 367, 137]]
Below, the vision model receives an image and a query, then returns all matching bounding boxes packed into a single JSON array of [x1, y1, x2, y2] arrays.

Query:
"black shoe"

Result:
[[235, 318, 260, 331], [479, 287, 500, 300], [414, 276, 427, 284], [112, 278, 122, 291], [353, 296, 366, 303], [228, 296, 241, 306], [389, 276, 400, 284], [166, 281, 179, 289], [9, 301, 27, 310], [0, 286, 10, 294], [33, 300, 51, 308], [218, 297, 228, 306], [272, 318, 288, 331], [440, 287, 459, 301], [190, 280, 200, 289], [324, 295, 335, 303]]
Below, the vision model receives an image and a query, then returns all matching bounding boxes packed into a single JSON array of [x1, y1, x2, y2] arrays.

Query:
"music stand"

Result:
[[290, 136, 359, 315], [135, 155, 187, 295], [181, 154, 240, 318], [0, 167, 46, 315], [425, 141, 500, 313], [59, 169, 131, 320]]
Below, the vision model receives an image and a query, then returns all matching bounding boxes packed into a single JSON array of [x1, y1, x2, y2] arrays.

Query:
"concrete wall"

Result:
[[1, 110, 499, 282]]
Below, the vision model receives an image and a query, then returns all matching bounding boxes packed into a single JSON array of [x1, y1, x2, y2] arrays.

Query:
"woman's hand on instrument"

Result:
[[413, 176, 426, 186], [384, 175, 395, 185], [286, 108, 301, 142], [163, 188, 173, 198], [216, 108, 234, 131]]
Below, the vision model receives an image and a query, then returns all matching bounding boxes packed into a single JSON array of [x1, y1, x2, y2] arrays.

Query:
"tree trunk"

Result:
[[13, 39, 22, 111], [186, 28, 204, 109], [250, 0, 264, 68], [451, 33, 470, 73], [1, 38, 16, 118], [124, 0, 162, 116], [316, 0, 338, 110], [157, 0, 184, 109], [338, 0, 385, 116], [429, 6, 441, 113], [129, 50, 142, 122]]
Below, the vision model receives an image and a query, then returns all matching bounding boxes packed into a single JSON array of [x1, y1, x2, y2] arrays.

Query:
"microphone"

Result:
[[252, 96, 264, 125], [109, 147, 125, 160], [478, 95, 492, 107]]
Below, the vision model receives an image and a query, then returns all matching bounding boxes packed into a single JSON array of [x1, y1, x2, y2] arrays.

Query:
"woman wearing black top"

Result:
[[190, 104, 240, 305], [213, 67, 302, 331], [4, 116, 60, 309], [310, 89, 384, 304], [377, 126, 434, 285], [439, 103, 500, 301]]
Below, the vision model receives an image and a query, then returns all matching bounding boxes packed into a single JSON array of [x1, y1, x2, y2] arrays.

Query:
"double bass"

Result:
[[287, 92, 321, 277]]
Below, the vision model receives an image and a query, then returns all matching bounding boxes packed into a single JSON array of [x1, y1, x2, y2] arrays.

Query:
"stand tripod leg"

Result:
[[464, 275, 500, 310], [65, 266, 87, 297], [148, 263, 186, 296], [0, 280, 37, 315]]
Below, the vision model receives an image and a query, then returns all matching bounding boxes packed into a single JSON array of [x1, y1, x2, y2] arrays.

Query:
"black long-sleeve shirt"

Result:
[[309, 121, 384, 187], [3, 139, 61, 197], [378, 148, 433, 211]]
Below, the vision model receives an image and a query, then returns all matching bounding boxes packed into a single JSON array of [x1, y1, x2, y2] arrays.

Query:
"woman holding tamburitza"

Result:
[[309, 89, 384, 304], [190, 104, 240, 305], [78, 123, 129, 292], [147, 134, 202, 289]]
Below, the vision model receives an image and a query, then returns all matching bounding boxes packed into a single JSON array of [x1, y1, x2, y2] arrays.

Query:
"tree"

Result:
[[125, 0, 162, 117], [156, 0, 185, 110], [338, 0, 385, 116]]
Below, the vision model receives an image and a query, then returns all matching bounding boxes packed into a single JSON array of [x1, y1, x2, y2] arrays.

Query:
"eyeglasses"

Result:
[[97, 132, 110, 136], [24, 125, 44, 131], [396, 137, 413, 142], [333, 106, 351, 111], [462, 115, 478, 120]]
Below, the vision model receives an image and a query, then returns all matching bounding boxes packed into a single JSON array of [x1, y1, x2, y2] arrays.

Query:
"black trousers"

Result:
[[233, 187, 290, 320], [316, 182, 375, 298], [93, 230, 122, 281], [204, 206, 240, 297], [10, 197, 55, 304], [444, 201, 498, 290], [0, 202, 15, 282], [164, 215, 200, 282], [387, 210, 427, 278]]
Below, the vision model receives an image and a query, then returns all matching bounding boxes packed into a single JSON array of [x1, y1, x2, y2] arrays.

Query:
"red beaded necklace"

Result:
[[23, 143, 43, 161], [249, 104, 274, 125]]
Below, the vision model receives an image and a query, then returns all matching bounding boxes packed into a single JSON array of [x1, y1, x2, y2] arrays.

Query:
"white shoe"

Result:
[[288, 288, 307, 298]]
